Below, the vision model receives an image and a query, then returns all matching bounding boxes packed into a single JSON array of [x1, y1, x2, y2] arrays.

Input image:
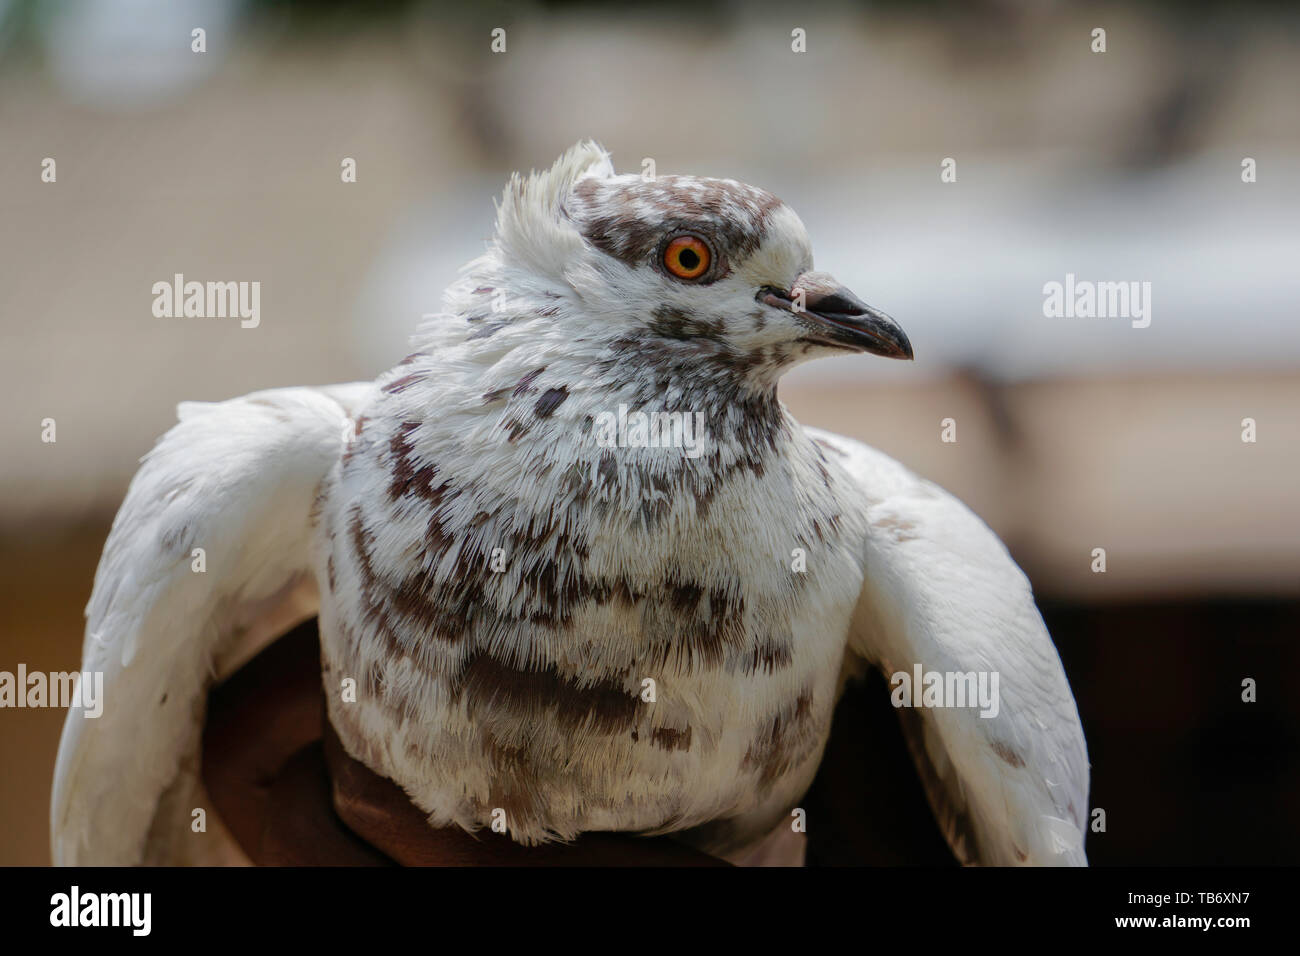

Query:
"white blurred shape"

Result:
[[40, 0, 241, 109]]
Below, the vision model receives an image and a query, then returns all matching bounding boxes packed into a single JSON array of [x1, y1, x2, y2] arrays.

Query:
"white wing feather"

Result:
[[51, 383, 371, 865], [809, 427, 1090, 866]]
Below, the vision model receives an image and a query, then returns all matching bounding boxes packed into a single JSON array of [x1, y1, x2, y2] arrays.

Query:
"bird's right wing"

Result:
[[807, 427, 1090, 865], [51, 383, 371, 865]]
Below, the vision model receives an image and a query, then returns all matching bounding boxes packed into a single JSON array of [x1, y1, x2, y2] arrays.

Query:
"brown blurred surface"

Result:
[[782, 374, 1300, 599], [0, 521, 107, 867]]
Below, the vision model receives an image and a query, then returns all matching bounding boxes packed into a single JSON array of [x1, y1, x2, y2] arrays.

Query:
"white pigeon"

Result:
[[51, 142, 1089, 866]]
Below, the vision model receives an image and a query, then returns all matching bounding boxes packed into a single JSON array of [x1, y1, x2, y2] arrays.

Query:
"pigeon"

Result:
[[51, 142, 1089, 866]]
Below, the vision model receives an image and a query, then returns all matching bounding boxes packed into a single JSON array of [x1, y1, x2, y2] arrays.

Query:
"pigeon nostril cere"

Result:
[[810, 290, 866, 316]]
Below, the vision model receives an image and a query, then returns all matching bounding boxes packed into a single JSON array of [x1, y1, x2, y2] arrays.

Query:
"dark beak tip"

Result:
[[809, 285, 912, 361]]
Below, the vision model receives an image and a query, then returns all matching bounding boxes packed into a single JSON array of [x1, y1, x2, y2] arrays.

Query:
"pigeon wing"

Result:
[[51, 383, 372, 865], [807, 427, 1090, 865]]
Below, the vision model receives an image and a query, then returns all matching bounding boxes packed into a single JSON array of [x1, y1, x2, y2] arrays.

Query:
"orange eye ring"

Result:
[[663, 235, 711, 280]]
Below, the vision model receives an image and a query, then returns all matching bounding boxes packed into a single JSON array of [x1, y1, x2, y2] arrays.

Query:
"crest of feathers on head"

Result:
[[414, 142, 613, 351], [491, 140, 614, 281]]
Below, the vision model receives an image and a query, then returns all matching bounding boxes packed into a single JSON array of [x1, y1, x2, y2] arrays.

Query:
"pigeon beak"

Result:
[[759, 271, 913, 360]]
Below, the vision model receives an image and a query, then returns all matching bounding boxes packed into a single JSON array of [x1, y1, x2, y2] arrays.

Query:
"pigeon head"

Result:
[[473, 142, 912, 385]]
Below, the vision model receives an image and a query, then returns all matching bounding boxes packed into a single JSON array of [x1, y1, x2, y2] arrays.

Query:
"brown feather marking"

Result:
[[992, 740, 1026, 769], [534, 386, 569, 418], [742, 690, 816, 790], [651, 726, 693, 752], [873, 513, 919, 543], [455, 651, 641, 736]]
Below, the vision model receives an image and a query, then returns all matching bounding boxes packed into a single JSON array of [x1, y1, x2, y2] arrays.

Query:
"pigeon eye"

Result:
[[663, 235, 711, 280]]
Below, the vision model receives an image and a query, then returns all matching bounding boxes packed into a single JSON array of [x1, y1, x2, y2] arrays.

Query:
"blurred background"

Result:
[[2, 0, 1298, 864]]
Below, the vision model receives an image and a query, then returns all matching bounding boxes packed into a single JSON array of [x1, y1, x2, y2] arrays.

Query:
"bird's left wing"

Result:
[[51, 383, 372, 865], [806, 427, 1089, 865]]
